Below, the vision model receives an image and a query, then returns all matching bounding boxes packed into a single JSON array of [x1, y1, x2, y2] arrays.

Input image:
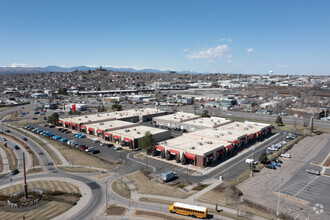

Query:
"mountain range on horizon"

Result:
[[0, 65, 199, 74]]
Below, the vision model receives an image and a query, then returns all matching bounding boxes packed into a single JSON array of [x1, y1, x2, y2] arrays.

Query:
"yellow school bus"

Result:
[[169, 202, 208, 219]]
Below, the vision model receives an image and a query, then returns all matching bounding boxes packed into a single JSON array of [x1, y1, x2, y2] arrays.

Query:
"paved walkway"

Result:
[[18, 127, 70, 166], [0, 145, 9, 174]]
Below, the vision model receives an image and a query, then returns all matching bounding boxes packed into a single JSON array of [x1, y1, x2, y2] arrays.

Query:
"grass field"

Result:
[[134, 210, 192, 220], [0, 180, 80, 220], [112, 179, 131, 199], [127, 171, 196, 199], [46, 138, 114, 170], [58, 166, 99, 173], [139, 197, 174, 205], [0, 143, 17, 171], [8, 119, 44, 128]]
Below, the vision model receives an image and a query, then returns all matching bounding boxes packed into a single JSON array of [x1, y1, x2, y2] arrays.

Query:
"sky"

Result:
[[0, 0, 329, 75]]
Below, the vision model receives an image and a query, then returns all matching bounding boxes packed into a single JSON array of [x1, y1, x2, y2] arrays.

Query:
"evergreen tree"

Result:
[[181, 153, 187, 165], [161, 149, 165, 159]]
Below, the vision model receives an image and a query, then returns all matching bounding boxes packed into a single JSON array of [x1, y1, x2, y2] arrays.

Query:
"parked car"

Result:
[[22, 137, 28, 141], [264, 149, 273, 154], [271, 162, 281, 167], [79, 145, 88, 150], [91, 149, 100, 154], [74, 133, 82, 137], [274, 159, 283, 164], [60, 138, 68, 142], [13, 145, 20, 150], [5, 129, 10, 133], [78, 134, 86, 138], [49, 125, 55, 128], [115, 146, 122, 151], [280, 153, 291, 158], [306, 169, 320, 175], [64, 130, 71, 134], [1, 137, 7, 141], [266, 165, 276, 170], [10, 168, 19, 175], [34, 111, 40, 114], [85, 147, 94, 152]]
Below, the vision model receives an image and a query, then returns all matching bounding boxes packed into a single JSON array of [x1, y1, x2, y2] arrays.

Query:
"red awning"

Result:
[[97, 129, 103, 134], [71, 123, 76, 127], [81, 125, 86, 130], [241, 137, 246, 141], [88, 127, 94, 132], [170, 149, 179, 156], [113, 135, 120, 140], [155, 145, 164, 151], [207, 153, 214, 160], [248, 134, 254, 138], [124, 138, 131, 142], [261, 129, 266, 133], [104, 132, 111, 137], [58, 120, 63, 123], [217, 149, 224, 155], [226, 145, 233, 150], [64, 121, 69, 125], [257, 131, 261, 135], [233, 140, 239, 145], [185, 153, 195, 160]]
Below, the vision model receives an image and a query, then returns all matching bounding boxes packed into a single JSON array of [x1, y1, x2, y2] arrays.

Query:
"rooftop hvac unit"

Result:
[[236, 124, 239, 126], [70, 116, 72, 118], [98, 115, 100, 117], [125, 129, 130, 132], [107, 114, 109, 116], [134, 128, 136, 131], [174, 117, 177, 119], [228, 131, 232, 134], [99, 122, 104, 125], [220, 133, 224, 136], [110, 125, 112, 127], [189, 146, 195, 149], [85, 116, 88, 118], [137, 131, 140, 134], [188, 116, 190, 118], [79, 119, 81, 121], [206, 141, 213, 144], [248, 125, 252, 128], [197, 142, 202, 146], [88, 120, 91, 122], [211, 119, 213, 122], [244, 127, 248, 130], [216, 135, 219, 138]]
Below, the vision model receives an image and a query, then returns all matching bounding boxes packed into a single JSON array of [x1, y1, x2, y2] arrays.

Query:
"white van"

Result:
[[245, 159, 258, 164]]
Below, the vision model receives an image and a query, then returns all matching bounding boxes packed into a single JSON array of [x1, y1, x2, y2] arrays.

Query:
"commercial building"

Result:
[[155, 136, 229, 167], [153, 112, 201, 129], [109, 126, 171, 149], [153, 120, 272, 168], [59, 108, 167, 130], [179, 117, 232, 132]]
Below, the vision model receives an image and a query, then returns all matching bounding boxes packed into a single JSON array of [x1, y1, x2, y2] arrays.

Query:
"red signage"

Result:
[[72, 104, 76, 111]]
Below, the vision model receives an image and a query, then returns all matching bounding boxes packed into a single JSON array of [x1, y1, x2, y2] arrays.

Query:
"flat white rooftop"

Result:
[[85, 120, 135, 131], [159, 135, 228, 156], [181, 116, 232, 128], [112, 125, 168, 139], [153, 112, 200, 123]]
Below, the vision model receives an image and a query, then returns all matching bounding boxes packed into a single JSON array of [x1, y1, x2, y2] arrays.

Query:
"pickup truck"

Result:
[[305, 169, 320, 175]]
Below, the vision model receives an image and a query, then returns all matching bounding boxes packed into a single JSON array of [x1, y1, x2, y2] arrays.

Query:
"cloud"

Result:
[[276, 64, 290, 69], [207, 60, 214, 63], [182, 48, 190, 52], [9, 63, 31, 67], [219, 38, 232, 42], [187, 44, 231, 60], [247, 48, 254, 53]]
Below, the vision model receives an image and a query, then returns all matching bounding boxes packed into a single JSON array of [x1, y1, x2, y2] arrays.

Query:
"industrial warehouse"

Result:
[[58, 109, 272, 168]]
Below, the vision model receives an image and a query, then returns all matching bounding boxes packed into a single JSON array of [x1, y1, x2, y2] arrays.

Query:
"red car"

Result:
[[79, 146, 88, 150]]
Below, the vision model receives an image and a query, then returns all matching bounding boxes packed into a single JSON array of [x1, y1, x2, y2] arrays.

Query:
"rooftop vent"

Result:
[[216, 135, 219, 138], [134, 128, 136, 131], [88, 120, 91, 122], [85, 116, 88, 118], [107, 114, 109, 116], [137, 131, 140, 134], [79, 119, 81, 121], [197, 142, 203, 146], [189, 146, 195, 149], [99, 122, 104, 125], [236, 124, 239, 126], [206, 141, 213, 144], [228, 131, 232, 134]]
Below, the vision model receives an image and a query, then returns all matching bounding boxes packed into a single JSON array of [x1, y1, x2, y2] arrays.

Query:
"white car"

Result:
[[115, 146, 122, 151], [245, 159, 258, 164], [1, 137, 7, 141], [280, 153, 291, 158]]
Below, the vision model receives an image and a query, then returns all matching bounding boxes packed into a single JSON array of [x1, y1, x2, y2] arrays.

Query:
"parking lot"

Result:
[[239, 133, 330, 219]]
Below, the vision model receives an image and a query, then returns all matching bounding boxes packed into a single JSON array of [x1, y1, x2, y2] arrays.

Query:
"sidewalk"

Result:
[[18, 127, 70, 166], [0, 145, 9, 174]]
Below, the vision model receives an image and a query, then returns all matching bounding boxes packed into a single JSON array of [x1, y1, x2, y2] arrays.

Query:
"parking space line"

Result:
[[293, 176, 319, 197]]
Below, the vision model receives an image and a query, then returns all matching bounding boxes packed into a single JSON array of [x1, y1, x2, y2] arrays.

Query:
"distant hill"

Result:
[[0, 65, 198, 74]]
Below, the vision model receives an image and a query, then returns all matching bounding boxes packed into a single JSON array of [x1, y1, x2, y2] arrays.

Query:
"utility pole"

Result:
[[186, 163, 189, 183], [250, 148, 255, 177], [23, 153, 28, 199], [277, 177, 284, 218]]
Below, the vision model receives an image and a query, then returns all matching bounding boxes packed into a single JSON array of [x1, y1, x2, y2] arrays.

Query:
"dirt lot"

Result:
[[112, 179, 131, 199], [105, 204, 127, 216], [127, 170, 196, 199], [238, 133, 330, 219]]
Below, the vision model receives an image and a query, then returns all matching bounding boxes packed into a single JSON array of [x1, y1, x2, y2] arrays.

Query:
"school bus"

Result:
[[169, 202, 207, 219]]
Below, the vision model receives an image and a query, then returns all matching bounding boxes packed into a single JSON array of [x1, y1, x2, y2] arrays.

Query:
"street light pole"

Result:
[[250, 148, 255, 177], [277, 177, 284, 218]]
